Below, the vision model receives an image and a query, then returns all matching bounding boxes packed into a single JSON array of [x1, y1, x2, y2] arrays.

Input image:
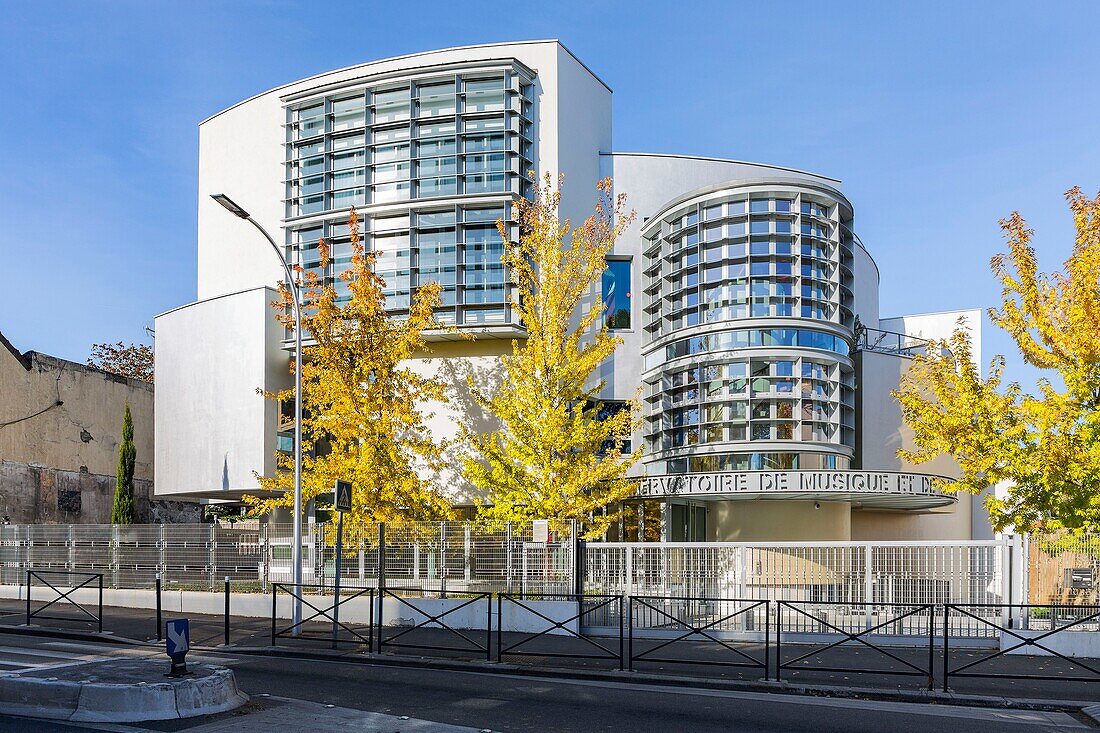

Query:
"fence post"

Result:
[[942, 604, 950, 691], [223, 577, 230, 646], [505, 522, 513, 594], [67, 525, 74, 572], [1001, 536, 1012, 630], [763, 600, 770, 681], [376, 522, 386, 653], [573, 538, 586, 597], [259, 523, 268, 593], [774, 602, 782, 682], [738, 545, 747, 600], [627, 596, 634, 671], [625, 544, 634, 598], [97, 573, 103, 633], [208, 524, 216, 592], [464, 523, 472, 583], [440, 521, 447, 597], [863, 544, 874, 632], [156, 573, 162, 641], [111, 524, 120, 589], [25, 570, 30, 626]]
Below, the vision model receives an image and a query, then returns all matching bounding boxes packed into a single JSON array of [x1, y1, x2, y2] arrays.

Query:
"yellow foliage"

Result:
[[462, 173, 642, 539], [894, 188, 1100, 532], [244, 209, 454, 539]]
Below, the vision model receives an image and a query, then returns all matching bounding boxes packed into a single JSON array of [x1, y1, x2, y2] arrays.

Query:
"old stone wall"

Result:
[[0, 348, 154, 480], [0, 459, 200, 524]]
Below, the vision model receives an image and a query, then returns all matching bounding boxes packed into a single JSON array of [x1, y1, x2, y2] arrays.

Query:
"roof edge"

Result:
[[154, 285, 278, 321], [602, 151, 842, 184], [0, 329, 31, 371], [200, 39, 610, 126]]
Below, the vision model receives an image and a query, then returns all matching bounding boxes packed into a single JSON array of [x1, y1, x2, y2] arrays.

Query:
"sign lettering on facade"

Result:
[[634, 471, 943, 499]]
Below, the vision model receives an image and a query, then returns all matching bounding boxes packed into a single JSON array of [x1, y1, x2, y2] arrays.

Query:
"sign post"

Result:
[[332, 480, 353, 648], [164, 618, 191, 677]]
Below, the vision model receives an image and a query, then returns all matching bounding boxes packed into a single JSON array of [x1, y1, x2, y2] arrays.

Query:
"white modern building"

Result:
[[155, 40, 990, 542]]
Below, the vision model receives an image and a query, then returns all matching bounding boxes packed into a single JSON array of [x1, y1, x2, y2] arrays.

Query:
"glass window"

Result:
[[465, 134, 505, 152], [465, 77, 505, 93], [465, 116, 506, 132], [602, 259, 632, 329], [419, 211, 456, 228], [466, 152, 506, 173], [419, 120, 457, 138], [465, 207, 505, 223], [750, 199, 769, 213], [374, 143, 409, 163]]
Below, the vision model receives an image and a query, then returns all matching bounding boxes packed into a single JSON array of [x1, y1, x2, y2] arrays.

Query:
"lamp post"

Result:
[[210, 193, 304, 634]]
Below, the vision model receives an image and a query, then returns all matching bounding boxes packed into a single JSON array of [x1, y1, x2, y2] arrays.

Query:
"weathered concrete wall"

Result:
[[0, 347, 153, 480], [0, 459, 200, 524], [0, 335, 198, 523]]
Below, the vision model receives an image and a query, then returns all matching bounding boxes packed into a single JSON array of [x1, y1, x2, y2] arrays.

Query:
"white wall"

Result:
[[154, 287, 289, 497], [196, 40, 592, 301], [879, 309, 983, 364]]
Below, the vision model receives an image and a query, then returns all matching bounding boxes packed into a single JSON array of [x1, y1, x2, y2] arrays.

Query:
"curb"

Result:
[[0, 623, 150, 647], [0, 667, 248, 723], [212, 644, 1097, 714], [3, 624, 1093, 717]]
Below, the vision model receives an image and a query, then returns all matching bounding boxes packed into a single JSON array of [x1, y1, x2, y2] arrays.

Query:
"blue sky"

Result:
[[1, 1, 1097, 390]]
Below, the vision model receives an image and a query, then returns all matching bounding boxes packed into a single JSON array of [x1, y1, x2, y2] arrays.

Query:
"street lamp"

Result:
[[210, 193, 304, 634]]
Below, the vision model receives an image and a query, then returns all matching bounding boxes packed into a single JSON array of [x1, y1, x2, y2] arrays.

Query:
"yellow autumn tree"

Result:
[[245, 210, 453, 535], [463, 174, 642, 539], [894, 187, 1100, 532]]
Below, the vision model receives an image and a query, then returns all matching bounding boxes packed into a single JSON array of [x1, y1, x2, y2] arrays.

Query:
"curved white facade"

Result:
[[156, 40, 988, 542]]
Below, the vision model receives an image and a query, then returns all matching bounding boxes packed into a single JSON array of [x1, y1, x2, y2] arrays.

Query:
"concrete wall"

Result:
[[0, 460, 198, 525], [707, 499, 852, 541], [154, 287, 290, 498], [0, 338, 163, 523], [0, 347, 153, 481]]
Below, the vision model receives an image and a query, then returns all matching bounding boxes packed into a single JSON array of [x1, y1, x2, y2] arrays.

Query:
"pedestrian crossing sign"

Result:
[[335, 480, 353, 513]]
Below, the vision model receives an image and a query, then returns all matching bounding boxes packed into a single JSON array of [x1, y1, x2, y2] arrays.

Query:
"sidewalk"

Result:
[[4, 597, 1099, 709]]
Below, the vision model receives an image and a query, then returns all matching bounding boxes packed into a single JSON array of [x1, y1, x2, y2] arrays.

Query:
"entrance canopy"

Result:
[[634, 470, 956, 511]]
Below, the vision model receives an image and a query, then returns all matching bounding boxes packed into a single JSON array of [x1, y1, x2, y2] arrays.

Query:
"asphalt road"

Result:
[[0, 635, 1091, 732]]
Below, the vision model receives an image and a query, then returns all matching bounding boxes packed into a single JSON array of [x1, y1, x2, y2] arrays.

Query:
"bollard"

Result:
[[224, 577, 230, 647], [156, 574, 162, 641]]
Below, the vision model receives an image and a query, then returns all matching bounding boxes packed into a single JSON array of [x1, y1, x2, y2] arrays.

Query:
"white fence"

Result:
[[0, 522, 575, 596], [585, 540, 1022, 638], [1, 524, 1037, 639]]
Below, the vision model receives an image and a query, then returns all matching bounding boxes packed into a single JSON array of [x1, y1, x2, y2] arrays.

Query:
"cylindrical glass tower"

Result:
[[640, 180, 857, 476]]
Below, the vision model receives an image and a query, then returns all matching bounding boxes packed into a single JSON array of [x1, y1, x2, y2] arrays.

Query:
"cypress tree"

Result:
[[111, 404, 136, 524]]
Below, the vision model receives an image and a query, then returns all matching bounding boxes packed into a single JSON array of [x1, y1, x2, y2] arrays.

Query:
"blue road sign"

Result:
[[165, 618, 190, 657]]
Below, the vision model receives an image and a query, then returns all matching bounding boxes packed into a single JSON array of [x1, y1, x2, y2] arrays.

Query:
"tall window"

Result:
[[602, 258, 632, 329]]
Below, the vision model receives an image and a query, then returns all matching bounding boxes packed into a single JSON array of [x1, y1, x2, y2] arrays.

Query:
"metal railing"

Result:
[[26, 570, 103, 632], [377, 588, 491, 660], [497, 593, 624, 669], [271, 583, 374, 648], [776, 601, 935, 690], [628, 596, 768, 676], [585, 540, 1010, 639], [943, 603, 1100, 690]]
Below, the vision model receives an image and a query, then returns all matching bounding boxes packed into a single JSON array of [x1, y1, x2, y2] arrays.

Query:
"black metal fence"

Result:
[[377, 588, 491, 661], [25, 570, 103, 632], [776, 600, 936, 690], [14, 579, 1100, 695], [498, 593, 624, 669], [628, 596, 769, 676], [270, 583, 374, 648], [943, 603, 1100, 691]]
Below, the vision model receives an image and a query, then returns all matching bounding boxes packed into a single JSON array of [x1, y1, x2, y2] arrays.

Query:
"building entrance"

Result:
[[669, 502, 707, 542]]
